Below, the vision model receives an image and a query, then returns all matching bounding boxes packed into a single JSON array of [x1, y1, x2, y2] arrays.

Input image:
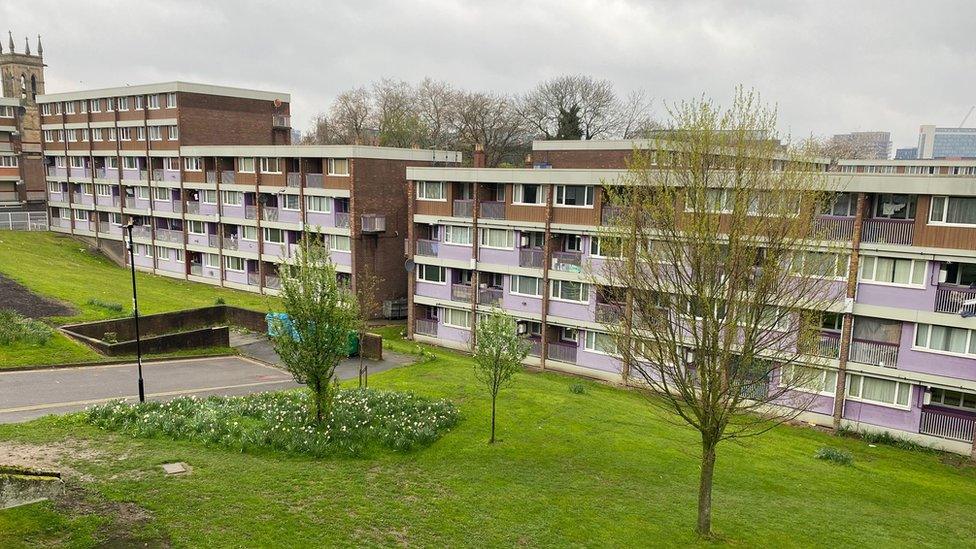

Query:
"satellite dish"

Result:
[[273, 98, 282, 108], [404, 258, 415, 273]]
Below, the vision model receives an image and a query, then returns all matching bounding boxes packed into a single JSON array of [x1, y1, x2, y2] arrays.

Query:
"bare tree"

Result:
[[373, 78, 423, 147], [617, 90, 658, 139], [416, 78, 458, 149], [304, 87, 375, 145], [518, 74, 621, 140], [454, 91, 530, 167], [597, 89, 843, 537]]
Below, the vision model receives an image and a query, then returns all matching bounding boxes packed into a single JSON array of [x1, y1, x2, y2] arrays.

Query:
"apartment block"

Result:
[[406, 140, 976, 455]]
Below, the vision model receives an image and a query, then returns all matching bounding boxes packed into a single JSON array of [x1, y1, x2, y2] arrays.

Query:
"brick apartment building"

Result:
[[405, 139, 976, 455], [0, 34, 46, 211]]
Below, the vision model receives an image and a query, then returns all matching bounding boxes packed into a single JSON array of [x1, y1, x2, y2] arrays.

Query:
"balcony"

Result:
[[263, 206, 279, 222], [480, 201, 505, 219], [451, 284, 473, 302], [185, 201, 200, 214], [273, 114, 291, 128], [361, 214, 386, 233], [286, 173, 301, 187], [152, 169, 163, 181], [861, 219, 914, 246], [156, 228, 183, 243], [519, 248, 545, 269], [935, 284, 976, 316], [416, 239, 438, 257], [547, 341, 578, 363], [453, 199, 473, 218], [335, 212, 350, 228], [595, 302, 623, 323], [306, 173, 324, 188], [415, 318, 438, 337], [849, 338, 899, 367], [813, 216, 855, 241], [265, 274, 281, 290], [189, 263, 203, 276], [222, 171, 236, 185], [247, 272, 260, 286], [527, 338, 543, 357], [919, 409, 974, 443], [478, 286, 503, 306], [245, 206, 258, 220], [814, 331, 841, 359], [131, 225, 151, 239], [206, 170, 217, 184], [552, 251, 583, 273]]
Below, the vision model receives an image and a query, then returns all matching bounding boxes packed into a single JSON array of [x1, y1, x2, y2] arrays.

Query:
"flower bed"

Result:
[[86, 389, 460, 457]]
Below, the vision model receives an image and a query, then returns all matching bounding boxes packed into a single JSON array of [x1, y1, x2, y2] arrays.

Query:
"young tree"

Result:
[[472, 309, 529, 444], [270, 231, 359, 424], [354, 264, 383, 388], [598, 89, 842, 537]]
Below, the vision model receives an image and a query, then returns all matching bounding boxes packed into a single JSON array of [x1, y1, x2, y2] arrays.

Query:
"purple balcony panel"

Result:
[[439, 242, 472, 262], [548, 298, 594, 322], [306, 211, 335, 229], [263, 242, 286, 259], [479, 247, 518, 266], [415, 280, 452, 300], [856, 282, 936, 311], [187, 233, 210, 247], [895, 323, 976, 382], [502, 287, 543, 315], [438, 322, 471, 347], [222, 205, 246, 219], [578, 348, 622, 374], [122, 169, 142, 181], [276, 208, 302, 224], [224, 269, 248, 285], [330, 250, 352, 267]]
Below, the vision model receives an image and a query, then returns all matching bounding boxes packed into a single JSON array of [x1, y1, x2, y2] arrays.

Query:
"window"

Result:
[[80, 129, 90, 142], [200, 190, 217, 204], [106, 156, 118, 169], [184, 157, 202, 171], [48, 182, 61, 193], [758, 306, 791, 331], [66, 130, 77, 142], [929, 388, 976, 412], [89, 99, 100, 112], [134, 96, 143, 109], [781, 365, 837, 395], [188, 220, 205, 234], [44, 130, 56, 142], [791, 251, 849, 279], [147, 94, 160, 109], [748, 191, 800, 216], [584, 331, 618, 355], [238, 157, 255, 173], [930, 196, 976, 226], [511, 275, 542, 297], [846, 374, 911, 408], [64, 101, 76, 114], [443, 307, 471, 329], [122, 157, 138, 170], [0, 156, 17, 167], [41, 103, 52, 115], [204, 254, 220, 268], [168, 126, 179, 140], [117, 97, 129, 111], [522, 231, 545, 249], [95, 184, 112, 196], [305, 195, 331, 213], [559, 327, 578, 343], [444, 225, 472, 245], [264, 228, 285, 243], [153, 187, 170, 201], [563, 234, 582, 252], [822, 193, 858, 216], [165, 93, 177, 108], [108, 128, 117, 141], [155, 246, 168, 260], [327, 158, 349, 175], [873, 194, 916, 220], [135, 186, 150, 199], [174, 249, 184, 262], [260, 157, 281, 173], [590, 237, 622, 258], [241, 225, 257, 240], [914, 324, 976, 357], [686, 188, 732, 213], [330, 234, 351, 252], [554, 185, 594, 207], [109, 213, 122, 225], [148, 126, 162, 141], [136, 127, 146, 141], [55, 156, 66, 168], [118, 127, 131, 141], [163, 157, 179, 171], [417, 264, 445, 283], [69, 156, 85, 169], [417, 181, 446, 201], [480, 228, 514, 249], [551, 280, 589, 303], [859, 256, 926, 286], [225, 256, 245, 271], [281, 194, 300, 210], [106, 98, 116, 112], [92, 128, 103, 142], [79, 183, 93, 195], [221, 191, 242, 205], [513, 184, 544, 205]]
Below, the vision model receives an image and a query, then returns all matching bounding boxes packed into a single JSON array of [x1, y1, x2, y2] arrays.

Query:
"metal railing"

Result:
[[286, 173, 301, 187], [478, 287, 503, 306], [263, 206, 279, 222], [244, 206, 258, 220], [919, 409, 975, 443], [185, 201, 200, 214], [206, 170, 217, 183], [595, 302, 623, 323], [452, 199, 473, 218], [247, 272, 260, 286], [156, 228, 183, 243], [222, 171, 236, 185], [935, 284, 976, 315], [813, 216, 855, 241], [451, 284, 473, 302], [361, 214, 386, 232], [519, 248, 545, 268], [0, 211, 48, 230], [208, 235, 220, 248], [335, 212, 350, 228], [480, 201, 505, 219], [131, 225, 151, 239], [152, 169, 163, 181], [815, 331, 841, 359], [416, 239, 438, 257], [849, 338, 899, 368], [306, 173, 324, 188], [602, 205, 622, 225], [415, 318, 438, 336], [547, 341, 578, 363], [265, 274, 281, 290], [861, 219, 914, 245], [527, 339, 543, 357], [552, 250, 583, 272], [189, 264, 202, 276], [273, 114, 291, 128]]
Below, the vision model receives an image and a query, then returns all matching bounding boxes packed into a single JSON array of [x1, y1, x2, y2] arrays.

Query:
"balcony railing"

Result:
[[527, 338, 543, 357], [189, 264, 202, 276], [552, 251, 583, 272], [849, 338, 899, 368], [595, 302, 624, 323], [813, 216, 855, 241], [206, 170, 217, 183], [919, 409, 975, 443], [286, 173, 301, 187], [263, 206, 279, 222], [815, 331, 841, 359], [416, 239, 438, 257], [152, 169, 163, 181], [335, 212, 350, 228], [247, 272, 260, 286], [124, 197, 137, 209], [861, 218, 914, 246], [602, 204, 622, 225], [222, 237, 239, 251], [156, 228, 183, 243], [935, 284, 976, 315], [480, 201, 505, 219], [452, 199, 473, 218], [547, 341, 578, 363], [451, 284, 473, 302], [139, 169, 148, 181], [222, 171, 236, 185], [306, 173, 324, 188], [519, 248, 545, 269], [131, 225, 151, 239], [245, 206, 258, 220], [208, 235, 220, 248], [273, 114, 291, 128], [361, 214, 386, 233], [265, 274, 281, 290], [185, 201, 200, 214], [415, 318, 438, 337], [478, 287, 503, 306]]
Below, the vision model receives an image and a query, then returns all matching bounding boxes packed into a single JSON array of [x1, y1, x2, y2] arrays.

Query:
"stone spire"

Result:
[[24, 36, 30, 55], [37, 35, 42, 57], [7, 31, 13, 53]]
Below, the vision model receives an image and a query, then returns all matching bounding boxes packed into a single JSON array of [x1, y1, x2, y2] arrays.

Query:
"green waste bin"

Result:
[[346, 331, 360, 357]]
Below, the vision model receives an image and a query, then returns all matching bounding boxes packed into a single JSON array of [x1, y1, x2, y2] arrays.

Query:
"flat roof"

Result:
[[838, 158, 976, 166], [37, 81, 290, 104], [0, 97, 20, 107], [532, 139, 830, 164], [180, 144, 462, 163]]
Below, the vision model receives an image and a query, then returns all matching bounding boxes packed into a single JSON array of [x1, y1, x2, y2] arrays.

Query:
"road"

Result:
[[0, 356, 297, 424]]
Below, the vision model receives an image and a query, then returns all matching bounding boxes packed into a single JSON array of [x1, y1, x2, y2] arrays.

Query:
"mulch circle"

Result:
[[0, 275, 76, 318]]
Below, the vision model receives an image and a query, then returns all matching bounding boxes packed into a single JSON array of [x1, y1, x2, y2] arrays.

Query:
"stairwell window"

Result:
[[327, 158, 349, 176], [930, 196, 976, 226], [846, 374, 911, 408]]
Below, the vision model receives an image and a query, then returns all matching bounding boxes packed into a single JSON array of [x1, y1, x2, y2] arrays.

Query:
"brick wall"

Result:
[[534, 149, 634, 169], [178, 93, 291, 146]]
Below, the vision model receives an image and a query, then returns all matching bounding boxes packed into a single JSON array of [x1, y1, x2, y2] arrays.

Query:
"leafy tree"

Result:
[[472, 309, 529, 444], [270, 231, 359, 424], [555, 105, 583, 140]]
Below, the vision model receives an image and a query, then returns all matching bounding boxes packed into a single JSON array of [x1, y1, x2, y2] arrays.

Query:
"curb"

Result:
[[0, 351, 239, 373]]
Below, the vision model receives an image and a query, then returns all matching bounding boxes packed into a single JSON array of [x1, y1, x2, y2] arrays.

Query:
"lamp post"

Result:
[[123, 217, 146, 403]]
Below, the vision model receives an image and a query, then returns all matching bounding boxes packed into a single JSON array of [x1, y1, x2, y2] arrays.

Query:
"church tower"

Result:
[[0, 33, 46, 209]]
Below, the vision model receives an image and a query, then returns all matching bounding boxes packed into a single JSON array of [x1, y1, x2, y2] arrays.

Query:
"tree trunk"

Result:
[[489, 392, 497, 444], [314, 378, 322, 424], [697, 440, 717, 537]]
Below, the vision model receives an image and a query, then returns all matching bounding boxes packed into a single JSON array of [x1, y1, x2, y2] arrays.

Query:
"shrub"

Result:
[[86, 388, 460, 457], [87, 298, 124, 313], [102, 332, 118, 344], [814, 446, 854, 466], [570, 382, 586, 395], [215, 297, 226, 305], [0, 310, 53, 345]]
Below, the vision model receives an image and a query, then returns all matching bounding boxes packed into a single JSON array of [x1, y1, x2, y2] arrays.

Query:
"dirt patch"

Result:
[[0, 275, 76, 318], [0, 439, 99, 481]]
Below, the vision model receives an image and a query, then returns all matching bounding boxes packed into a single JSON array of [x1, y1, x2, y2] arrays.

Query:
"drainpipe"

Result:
[[832, 192, 866, 430]]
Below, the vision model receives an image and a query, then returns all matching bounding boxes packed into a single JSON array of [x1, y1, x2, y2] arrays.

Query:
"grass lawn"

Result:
[[1, 329, 973, 547], [0, 230, 274, 367]]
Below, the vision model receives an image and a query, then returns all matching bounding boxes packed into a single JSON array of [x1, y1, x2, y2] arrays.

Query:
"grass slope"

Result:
[[1, 330, 973, 547]]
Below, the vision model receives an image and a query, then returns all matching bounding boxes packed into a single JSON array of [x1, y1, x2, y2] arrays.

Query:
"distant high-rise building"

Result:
[[917, 125, 976, 158], [830, 131, 891, 159], [895, 147, 918, 160]]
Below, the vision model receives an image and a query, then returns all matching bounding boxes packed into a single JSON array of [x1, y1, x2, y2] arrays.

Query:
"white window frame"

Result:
[[259, 157, 281, 174], [118, 127, 131, 141], [327, 158, 349, 176], [513, 184, 545, 206], [147, 94, 160, 110], [913, 323, 976, 358], [443, 307, 471, 330], [153, 187, 171, 201], [184, 157, 202, 172], [416, 264, 446, 284], [117, 97, 129, 111], [859, 256, 927, 288], [280, 194, 300, 211], [263, 227, 285, 244], [63, 101, 76, 115], [148, 126, 162, 141], [554, 185, 594, 208], [330, 234, 351, 252], [224, 255, 245, 272], [155, 246, 168, 261], [584, 330, 619, 356], [94, 184, 112, 197], [479, 228, 515, 250], [443, 225, 472, 246], [122, 157, 138, 170], [165, 92, 177, 108], [188, 220, 206, 234], [220, 191, 243, 206], [510, 275, 542, 297], [845, 374, 912, 410], [304, 195, 331, 213], [238, 157, 255, 173], [204, 253, 221, 268], [168, 126, 179, 141], [550, 279, 590, 303], [241, 225, 258, 241], [200, 190, 217, 204], [929, 195, 976, 227], [416, 181, 446, 201]]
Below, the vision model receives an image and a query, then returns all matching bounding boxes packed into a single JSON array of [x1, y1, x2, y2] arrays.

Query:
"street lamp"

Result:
[[123, 219, 146, 403]]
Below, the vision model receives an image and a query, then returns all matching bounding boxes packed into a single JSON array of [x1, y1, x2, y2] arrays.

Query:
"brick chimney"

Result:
[[473, 144, 486, 168]]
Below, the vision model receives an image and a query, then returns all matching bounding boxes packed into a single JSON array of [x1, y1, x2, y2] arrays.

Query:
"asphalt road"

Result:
[[0, 356, 301, 424]]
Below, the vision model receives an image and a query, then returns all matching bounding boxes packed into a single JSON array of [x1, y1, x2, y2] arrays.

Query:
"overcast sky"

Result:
[[6, 0, 974, 149]]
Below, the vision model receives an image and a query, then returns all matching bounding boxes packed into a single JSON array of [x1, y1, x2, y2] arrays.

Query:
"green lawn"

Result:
[[1, 330, 973, 547], [0, 230, 273, 367]]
